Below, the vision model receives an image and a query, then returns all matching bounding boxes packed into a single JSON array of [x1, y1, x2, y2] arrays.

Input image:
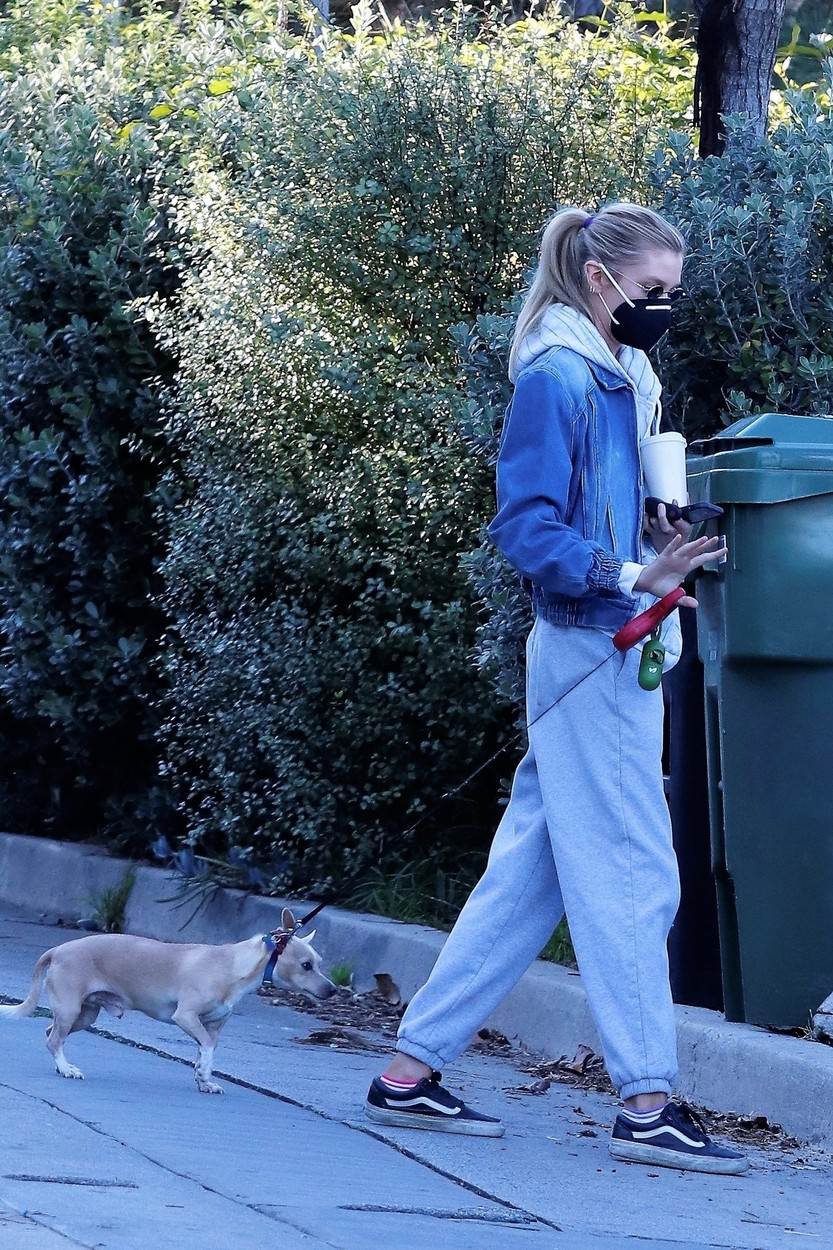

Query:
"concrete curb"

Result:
[[1, 831, 831, 1149]]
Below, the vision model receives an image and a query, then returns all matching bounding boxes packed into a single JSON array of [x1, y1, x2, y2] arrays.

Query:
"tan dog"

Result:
[[0, 908, 335, 1093]]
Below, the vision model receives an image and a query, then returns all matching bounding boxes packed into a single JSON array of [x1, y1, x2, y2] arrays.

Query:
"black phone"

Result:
[[645, 497, 724, 525]]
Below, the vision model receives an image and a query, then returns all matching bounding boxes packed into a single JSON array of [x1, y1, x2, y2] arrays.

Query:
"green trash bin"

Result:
[[687, 413, 833, 1028]]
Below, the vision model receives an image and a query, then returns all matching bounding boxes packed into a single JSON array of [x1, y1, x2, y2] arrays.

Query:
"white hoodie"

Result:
[[510, 302, 682, 667]]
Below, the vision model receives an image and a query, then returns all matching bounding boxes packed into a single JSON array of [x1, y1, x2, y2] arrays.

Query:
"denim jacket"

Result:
[[488, 344, 647, 632]]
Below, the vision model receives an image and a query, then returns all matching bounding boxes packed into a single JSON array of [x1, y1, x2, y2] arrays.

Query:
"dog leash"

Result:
[[394, 587, 686, 845], [259, 588, 684, 975]]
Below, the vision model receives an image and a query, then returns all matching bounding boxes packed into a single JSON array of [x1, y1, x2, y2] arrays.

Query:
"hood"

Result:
[[509, 302, 662, 440]]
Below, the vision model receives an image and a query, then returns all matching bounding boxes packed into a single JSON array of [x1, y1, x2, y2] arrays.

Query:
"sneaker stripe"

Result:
[[632, 1125, 705, 1148], [384, 1095, 461, 1116]]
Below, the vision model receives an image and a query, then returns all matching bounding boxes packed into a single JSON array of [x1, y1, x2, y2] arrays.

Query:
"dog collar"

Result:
[[262, 931, 291, 989], [264, 930, 293, 955], [262, 902, 329, 965]]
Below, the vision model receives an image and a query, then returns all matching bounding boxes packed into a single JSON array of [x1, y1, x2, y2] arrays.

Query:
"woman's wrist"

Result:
[[617, 562, 645, 598]]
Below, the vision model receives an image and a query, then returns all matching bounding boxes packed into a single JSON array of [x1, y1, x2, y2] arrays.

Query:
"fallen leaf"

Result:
[[504, 1077, 551, 1097], [296, 1027, 386, 1053], [564, 1044, 596, 1074], [372, 972, 401, 1006], [476, 1027, 511, 1047]]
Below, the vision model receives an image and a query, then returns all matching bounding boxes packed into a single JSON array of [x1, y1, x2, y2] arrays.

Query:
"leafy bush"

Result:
[[0, 34, 185, 845], [145, 181, 509, 891], [451, 306, 529, 713], [0, 0, 304, 848], [147, 4, 695, 890], [652, 76, 833, 438], [0, 0, 697, 888]]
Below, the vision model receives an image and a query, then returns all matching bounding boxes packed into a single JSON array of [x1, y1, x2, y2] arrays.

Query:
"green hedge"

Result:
[[144, 4, 694, 890], [0, 26, 185, 844], [16, 1, 822, 892], [653, 84, 833, 439], [0, 0, 296, 846]]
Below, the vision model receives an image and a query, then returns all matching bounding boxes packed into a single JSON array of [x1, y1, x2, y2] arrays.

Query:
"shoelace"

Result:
[[427, 1070, 464, 1107], [670, 1100, 710, 1140]]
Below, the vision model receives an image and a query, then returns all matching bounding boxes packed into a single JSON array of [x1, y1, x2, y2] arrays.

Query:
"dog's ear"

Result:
[[300, 928, 316, 944], [281, 907, 296, 931]]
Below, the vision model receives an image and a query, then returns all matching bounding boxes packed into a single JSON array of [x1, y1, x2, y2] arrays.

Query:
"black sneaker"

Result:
[[609, 1100, 749, 1174], [365, 1071, 504, 1137]]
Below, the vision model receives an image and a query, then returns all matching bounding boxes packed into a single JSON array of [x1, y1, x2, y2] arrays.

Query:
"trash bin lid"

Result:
[[688, 413, 833, 504]]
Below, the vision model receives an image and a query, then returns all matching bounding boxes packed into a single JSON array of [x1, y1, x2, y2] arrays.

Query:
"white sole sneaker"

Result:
[[364, 1101, 505, 1136], [609, 1138, 749, 1174]]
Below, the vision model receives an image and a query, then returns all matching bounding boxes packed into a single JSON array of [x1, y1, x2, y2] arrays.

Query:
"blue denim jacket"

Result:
[[488, 345, 645, 631]]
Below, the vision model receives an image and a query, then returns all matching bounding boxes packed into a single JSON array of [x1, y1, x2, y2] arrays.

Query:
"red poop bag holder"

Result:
[[614, 586, 686, 692]]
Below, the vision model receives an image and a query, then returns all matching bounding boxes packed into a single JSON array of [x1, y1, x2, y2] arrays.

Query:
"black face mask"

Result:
[[597, 264, 674, 353]]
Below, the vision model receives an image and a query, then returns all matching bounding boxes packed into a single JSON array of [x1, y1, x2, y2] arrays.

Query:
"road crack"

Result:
[[0, 1193, 97, 1248], [87, 1024, 561, 1232], [0, 1078, 340, 1250]]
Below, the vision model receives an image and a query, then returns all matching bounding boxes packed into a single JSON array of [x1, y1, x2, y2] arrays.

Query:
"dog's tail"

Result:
[[0, 950, 52, 1018]]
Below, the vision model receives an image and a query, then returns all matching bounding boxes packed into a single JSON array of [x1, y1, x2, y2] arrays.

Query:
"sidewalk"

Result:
[[2, 831, 833, 1153], [1, 900, 832, 1249]]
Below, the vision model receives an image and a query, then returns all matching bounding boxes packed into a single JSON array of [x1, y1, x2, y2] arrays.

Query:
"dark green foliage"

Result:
[[451, 307, 533, 719], [8, 0, 825, 901], [0, 55, 184, 846], [148, 5, 694, 890], [344, 853, 489, 928], [147, 200, 511, 891], [652, 83, 833, 437]]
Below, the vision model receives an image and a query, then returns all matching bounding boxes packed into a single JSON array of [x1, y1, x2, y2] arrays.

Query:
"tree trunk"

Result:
[[693, 0, 787, 157]]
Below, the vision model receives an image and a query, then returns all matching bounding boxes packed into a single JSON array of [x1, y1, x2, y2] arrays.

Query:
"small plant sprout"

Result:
[[87, 867, 137, 934]]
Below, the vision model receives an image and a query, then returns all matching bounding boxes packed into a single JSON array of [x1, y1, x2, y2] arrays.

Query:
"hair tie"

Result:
[[582, 214, 595, 230]]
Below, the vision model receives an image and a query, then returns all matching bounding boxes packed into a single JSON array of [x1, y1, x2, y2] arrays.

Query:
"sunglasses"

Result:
[[609, 268, 685, 302], [645, 497, 724, 525]]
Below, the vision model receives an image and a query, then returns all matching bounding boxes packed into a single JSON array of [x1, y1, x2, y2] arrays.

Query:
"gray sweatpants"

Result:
[[397, 615, 681, 1100]]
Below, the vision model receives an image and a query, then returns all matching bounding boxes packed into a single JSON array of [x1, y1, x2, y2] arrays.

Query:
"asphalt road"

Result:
[[1, 903, 831, 1250]]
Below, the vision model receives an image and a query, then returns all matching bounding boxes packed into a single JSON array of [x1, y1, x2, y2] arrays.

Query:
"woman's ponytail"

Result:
[[508, 207, 594, 384]]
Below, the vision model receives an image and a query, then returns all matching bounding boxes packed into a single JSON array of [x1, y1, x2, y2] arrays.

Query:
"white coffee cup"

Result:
[[640, 431, 689, 506]]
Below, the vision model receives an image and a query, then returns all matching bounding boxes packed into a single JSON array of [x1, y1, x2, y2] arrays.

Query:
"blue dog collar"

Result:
[[263, 933, 277, 952]]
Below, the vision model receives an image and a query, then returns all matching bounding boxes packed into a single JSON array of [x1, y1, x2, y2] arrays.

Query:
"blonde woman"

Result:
[[365, 203, 746, 1175]]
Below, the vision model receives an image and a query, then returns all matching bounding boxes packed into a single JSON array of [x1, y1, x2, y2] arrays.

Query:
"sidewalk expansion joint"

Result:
[[0, 1192, 98, 1249]]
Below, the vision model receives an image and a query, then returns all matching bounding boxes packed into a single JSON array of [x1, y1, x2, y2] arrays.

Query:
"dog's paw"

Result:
[[57, 1064, 85, 1080], [197, 1080, 224, 1094]]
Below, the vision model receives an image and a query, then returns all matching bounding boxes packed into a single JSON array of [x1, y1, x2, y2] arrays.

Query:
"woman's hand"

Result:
[[645, 499, 691, 554], [633, 533, 728, 609]]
